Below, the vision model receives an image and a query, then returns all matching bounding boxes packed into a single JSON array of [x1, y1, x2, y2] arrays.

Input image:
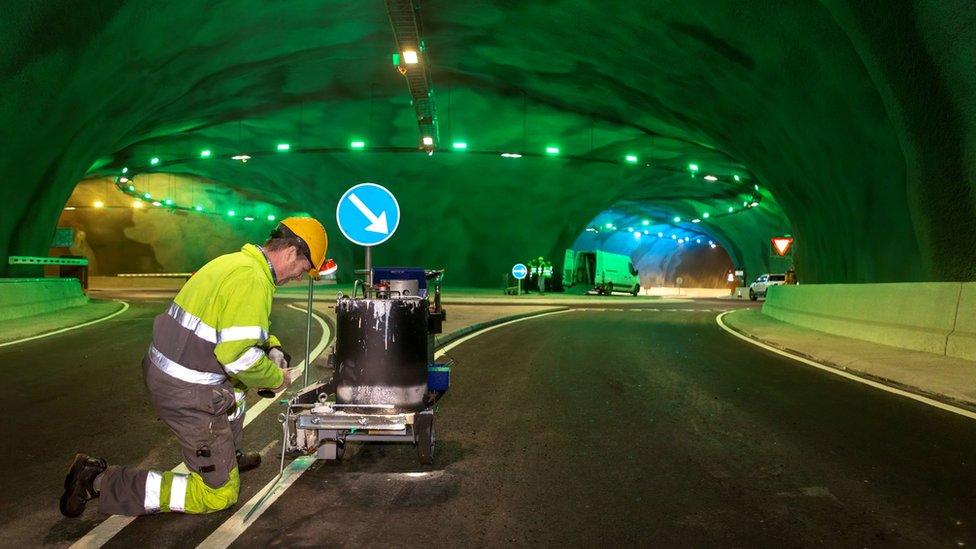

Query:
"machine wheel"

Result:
[[604, 282, 614, 296], [415, 413, 435, 465], [749, 289, 757, 301], [631, 284, 640, 296]]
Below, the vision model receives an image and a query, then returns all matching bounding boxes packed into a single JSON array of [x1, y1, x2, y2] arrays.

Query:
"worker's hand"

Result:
[[268, 347, 291, 369], [270, 366, 300, 393]]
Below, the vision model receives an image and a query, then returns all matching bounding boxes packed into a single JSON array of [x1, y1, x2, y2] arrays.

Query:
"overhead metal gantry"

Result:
[[386, 0, 439, 153]]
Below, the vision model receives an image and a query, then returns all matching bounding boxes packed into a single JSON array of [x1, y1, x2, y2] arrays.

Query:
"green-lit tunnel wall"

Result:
[[2, 1, 974, 286]]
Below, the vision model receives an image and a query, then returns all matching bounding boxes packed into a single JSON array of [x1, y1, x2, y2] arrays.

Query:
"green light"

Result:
[[127, 185, 135, 191], [150, 157, 160, 165], [545, 146, 559, 155], [673, 216, 681, 223], [121, 167, 128, 174], [200, 149, 212, 158], [244, 216, 255, 221], [703, 212, 710, 219], [143, 192, 151, 199], [267, 214, 276, 221], [350, 140, 365, 149], [728, 206, 734, 212], [688, 163, 699, 172], [194, 205, 203, 212], [227, 210, 236, 217], [625, 154, 638, 163], [392, 53, 401, 67], [755, 184, 760, 191], [733, 175, 740, 182], [164, 198, 173, 206], [276, 143, 290, 151], [642, 219, 650, 225], [604, 222, 613, 229], [452, 142, 467, 150]]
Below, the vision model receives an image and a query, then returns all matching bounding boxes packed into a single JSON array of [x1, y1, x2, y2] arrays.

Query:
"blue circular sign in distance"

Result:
[[335, 182, 401, 247], [512, 263, 528, 280]]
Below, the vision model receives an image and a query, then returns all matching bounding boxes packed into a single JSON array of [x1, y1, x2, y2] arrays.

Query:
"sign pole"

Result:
[[517, 278, 521, 296], [303, 275, 313, 387], [364, 245, 372, 288]]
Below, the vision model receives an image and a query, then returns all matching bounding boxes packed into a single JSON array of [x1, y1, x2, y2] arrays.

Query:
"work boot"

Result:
[[236, 450, 261, 473], [60, 454, 106, 518]]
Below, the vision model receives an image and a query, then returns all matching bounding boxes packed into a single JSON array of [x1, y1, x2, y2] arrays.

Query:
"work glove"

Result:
[[268, 347, 291, 369], [271, 366, 301, 393]]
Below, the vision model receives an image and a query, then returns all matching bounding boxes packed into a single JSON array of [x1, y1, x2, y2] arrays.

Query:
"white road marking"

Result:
[[0, 300, 129, 348], [435, 309, 572, 358], [197, 307, 573, 548], [715, 311, 976, 421], [197, 456, 316, 549], [69, 304, 331, 548]]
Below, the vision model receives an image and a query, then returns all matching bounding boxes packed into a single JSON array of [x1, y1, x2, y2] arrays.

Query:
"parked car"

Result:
[[749, 273, 786, 300]]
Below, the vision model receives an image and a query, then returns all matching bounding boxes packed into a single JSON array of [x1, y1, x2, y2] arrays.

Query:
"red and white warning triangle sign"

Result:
[[771, 237, 794, 256]]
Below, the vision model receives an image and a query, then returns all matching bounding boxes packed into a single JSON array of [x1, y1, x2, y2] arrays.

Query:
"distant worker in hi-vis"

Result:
[[59, 217, 328, 517]]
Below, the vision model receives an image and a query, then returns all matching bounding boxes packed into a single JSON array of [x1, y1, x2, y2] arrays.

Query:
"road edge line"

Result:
[[68, 304, 332, 549], [197, 306, 575, 548], [715, 310, 976, 421], [0, 300, 130, 348]]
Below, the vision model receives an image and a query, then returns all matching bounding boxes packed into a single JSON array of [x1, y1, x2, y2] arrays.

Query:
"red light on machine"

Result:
[[320, 258, 337, 275], [771, 237, 794, 257]]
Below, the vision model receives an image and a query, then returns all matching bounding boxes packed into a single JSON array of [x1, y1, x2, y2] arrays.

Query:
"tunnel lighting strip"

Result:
[[386, 0, 438, 152], [105, 174, 280, 222], [104, 146, 760, 204]]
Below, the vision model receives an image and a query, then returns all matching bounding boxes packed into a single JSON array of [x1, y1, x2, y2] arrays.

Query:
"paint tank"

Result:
[[335, 297, 429, 412]]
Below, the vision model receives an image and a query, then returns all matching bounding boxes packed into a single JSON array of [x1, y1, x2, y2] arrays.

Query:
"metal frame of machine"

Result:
[[278, 268, 450, 465]]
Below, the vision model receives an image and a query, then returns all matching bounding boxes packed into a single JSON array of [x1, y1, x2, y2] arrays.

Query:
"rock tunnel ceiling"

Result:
[[1, 1, 974, 286]]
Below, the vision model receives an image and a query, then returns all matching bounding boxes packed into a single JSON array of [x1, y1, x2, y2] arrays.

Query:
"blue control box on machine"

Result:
[[427, 363, 451, 391]]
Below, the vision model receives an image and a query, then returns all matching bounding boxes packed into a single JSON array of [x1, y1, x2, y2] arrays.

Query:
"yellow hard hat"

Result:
[[278, 216, 328, 276]]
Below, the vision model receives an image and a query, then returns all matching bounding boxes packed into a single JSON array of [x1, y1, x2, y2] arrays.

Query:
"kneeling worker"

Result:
[[60, 217, 328, 517]]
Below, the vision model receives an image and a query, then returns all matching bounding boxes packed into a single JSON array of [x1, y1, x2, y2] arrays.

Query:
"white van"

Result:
[[563, 249, 640, 296]]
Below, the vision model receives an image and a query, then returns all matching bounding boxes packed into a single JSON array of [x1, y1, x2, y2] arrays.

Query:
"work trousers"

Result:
[[97, 355, 245, 515]]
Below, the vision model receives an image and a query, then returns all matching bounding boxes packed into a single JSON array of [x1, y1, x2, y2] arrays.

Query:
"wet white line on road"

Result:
[[715, 311, 976, 421], [197, 456, 316, 549], [0, 300, 129, 348], [198, 307, 574, 548], [69, 304, 331, 548]]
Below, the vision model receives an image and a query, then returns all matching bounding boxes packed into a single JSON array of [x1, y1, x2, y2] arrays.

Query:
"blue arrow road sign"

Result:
[[336, 183, 401, 247], [512, 263, 528, 280]]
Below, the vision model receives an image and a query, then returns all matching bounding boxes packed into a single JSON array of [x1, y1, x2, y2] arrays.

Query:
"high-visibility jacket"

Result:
[[147, 244, 284, 390]]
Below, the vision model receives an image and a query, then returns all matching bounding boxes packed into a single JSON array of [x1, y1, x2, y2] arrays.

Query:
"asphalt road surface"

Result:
[[0, 296, 325, 547], [5, 300, 976, 547]]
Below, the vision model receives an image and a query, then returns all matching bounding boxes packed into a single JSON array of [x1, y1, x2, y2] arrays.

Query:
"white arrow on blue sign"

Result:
[[336, 183, 401, 247], [512, 263, 528, 280]]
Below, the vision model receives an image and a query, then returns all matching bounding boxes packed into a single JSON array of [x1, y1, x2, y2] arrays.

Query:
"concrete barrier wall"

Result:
[[763, 283, 965, 358], [947, 284, 976, 361], [0, 278, 88, 321]]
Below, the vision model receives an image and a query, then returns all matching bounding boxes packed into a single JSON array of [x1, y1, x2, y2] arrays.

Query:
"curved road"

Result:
[[237, 308, 976, 547], [4, 302, 975, 546]]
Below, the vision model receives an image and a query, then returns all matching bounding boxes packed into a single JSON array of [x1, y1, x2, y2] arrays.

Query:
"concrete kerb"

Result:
[[719, 309, 976, 414]]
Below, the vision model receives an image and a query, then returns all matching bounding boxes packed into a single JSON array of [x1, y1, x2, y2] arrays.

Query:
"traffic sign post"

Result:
[[512, 263, 528, 296], [336, 183, 401, 289]]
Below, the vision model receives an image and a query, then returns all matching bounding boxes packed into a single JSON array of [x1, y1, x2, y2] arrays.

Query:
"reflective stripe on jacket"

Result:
[[148, 244, 284, 389]]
